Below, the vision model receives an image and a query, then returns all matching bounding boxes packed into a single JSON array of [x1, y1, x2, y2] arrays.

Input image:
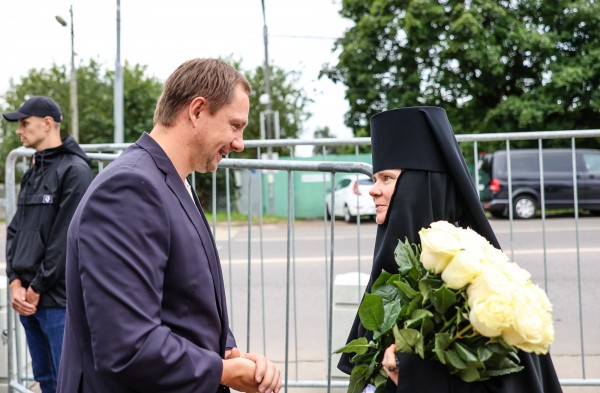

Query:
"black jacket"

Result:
[[6, 136, 93, 308]]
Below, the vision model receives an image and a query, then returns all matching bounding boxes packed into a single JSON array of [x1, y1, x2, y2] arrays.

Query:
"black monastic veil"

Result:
[[338, 107, 562, 393]]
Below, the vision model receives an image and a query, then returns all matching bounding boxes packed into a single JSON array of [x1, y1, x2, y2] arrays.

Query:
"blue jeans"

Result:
[[19, 308, 66, 393]]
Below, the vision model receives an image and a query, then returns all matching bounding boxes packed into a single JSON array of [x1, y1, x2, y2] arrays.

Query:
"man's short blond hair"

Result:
[[153, 58, 251, 127]]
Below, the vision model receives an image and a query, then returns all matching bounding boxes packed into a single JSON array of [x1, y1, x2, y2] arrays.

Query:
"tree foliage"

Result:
[[1, 59, 162, 145], [323, 0, 600, 149], [1, 58, 312, 198], [226, 58, 312, 158], [0, 59, 162, 183]]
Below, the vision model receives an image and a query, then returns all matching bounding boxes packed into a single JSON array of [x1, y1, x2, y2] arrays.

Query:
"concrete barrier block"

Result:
[[331, 272, 369, 378]]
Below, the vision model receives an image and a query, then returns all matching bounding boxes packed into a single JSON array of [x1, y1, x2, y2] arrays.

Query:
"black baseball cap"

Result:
[[2, 96, 63, 122]]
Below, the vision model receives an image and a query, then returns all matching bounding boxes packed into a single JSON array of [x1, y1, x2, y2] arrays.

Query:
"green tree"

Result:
[[225, 58, 312, 158], [0, 59, 163, 182], [1, 58, 313, 211], [323, 0, 600, 149]]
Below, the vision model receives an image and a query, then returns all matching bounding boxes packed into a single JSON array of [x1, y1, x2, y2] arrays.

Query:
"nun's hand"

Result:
[[382, 344, 399, 385]]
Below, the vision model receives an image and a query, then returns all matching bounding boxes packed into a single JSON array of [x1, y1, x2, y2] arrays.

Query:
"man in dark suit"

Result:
[[57, 58, 281, 393]]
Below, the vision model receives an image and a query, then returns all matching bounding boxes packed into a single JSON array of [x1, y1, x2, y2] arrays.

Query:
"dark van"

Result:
[[479, 148, 600, 219]]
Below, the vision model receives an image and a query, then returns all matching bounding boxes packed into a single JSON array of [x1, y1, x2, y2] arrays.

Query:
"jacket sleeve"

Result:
[[5, 214, 20, 283], [29, 161, 93, 293], [6, 169, 34, 284], [77, 170, 223, 391], [226, 327, 236, 349]]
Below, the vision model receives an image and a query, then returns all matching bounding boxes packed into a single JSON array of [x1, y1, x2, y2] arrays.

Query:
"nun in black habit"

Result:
[[337, 107, 562, 393]]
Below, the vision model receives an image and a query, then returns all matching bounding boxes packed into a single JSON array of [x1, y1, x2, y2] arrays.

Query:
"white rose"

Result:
[[429, 220, 462, 233], [441, 249, 482, 289], [528, 282, 553, 312], [467, 263, 515, 307], [502, 322, 554, 355], [501, 283, 554, 354], [456, 227, 490, 249], [482, 244, 511, 265], [499, 261, 532, 285], [419, 225, 462, 274], [469, 293, 515, 337]]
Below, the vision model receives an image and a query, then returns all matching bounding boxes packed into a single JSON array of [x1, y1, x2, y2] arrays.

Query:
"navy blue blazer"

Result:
[[57, 133, 234, 392]]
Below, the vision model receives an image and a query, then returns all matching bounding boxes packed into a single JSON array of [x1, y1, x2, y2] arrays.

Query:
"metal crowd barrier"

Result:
[[3, 130, 600, 392]]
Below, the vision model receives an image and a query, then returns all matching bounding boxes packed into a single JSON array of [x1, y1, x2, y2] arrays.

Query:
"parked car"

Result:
[[479, 148, 600, 219], [325, 175, 376, 222]]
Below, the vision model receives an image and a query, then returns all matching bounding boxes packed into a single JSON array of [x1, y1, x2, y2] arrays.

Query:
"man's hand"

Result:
[[244, 352, 281, 393], [26, 286, 41, 308], [9, 280, 36, 316], [224, 347, 242, 360], [221, 355, 259, 392], [221, 349, 281, 393]]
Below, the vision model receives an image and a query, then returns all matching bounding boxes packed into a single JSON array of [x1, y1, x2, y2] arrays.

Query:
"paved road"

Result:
[[1, 216, 598, 392]]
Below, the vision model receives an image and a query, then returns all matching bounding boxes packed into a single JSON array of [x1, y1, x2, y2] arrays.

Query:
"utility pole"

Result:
[[114, 0, 124, 143], [260, 0, 276, 215]]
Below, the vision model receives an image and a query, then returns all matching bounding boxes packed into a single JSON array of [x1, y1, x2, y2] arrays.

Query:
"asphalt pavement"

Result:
[[1, 216, 598, 392]]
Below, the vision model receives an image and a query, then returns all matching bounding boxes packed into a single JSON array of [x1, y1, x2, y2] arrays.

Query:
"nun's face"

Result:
[[369, 169, 402, 224]]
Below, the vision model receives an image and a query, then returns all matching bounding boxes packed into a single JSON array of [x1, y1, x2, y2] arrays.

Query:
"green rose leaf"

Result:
[[457, 365, 482, 383], [373, 371, 388, 393], [393, 326, 421, 353], [334, 337, 372, 355], [351, 349, 378, 367], [405, 309, 433, 329], [453, 342, 478, 363], [483, 364, 524, 377], [359, 293, 385, 333], [372, 270, 394, 291], [445, 349, 468, 369], [404, 294, 424, 317], [419, 276, 443, 293], [394, 280, 420, 299], [434, 332, 451, 364], [350, 363, 370, 377], [476, 346, 494, 363], [486, 350, 523, 371], [394, 239, 415, 274], [381, 299, 402, 334], [348, 365, 370, 393], [430, 285, 457, 315], [414, 333, 425, 358], [373, 283, 401, 304], [367, 352, 379, 376]]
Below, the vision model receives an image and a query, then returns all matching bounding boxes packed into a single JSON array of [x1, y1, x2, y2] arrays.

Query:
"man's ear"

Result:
[[43, 117, 56, 132], [189, 96, 208, 121]]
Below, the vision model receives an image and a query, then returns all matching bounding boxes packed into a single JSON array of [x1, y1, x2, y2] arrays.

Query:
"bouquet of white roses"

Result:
[[336, 221, 554, 393]]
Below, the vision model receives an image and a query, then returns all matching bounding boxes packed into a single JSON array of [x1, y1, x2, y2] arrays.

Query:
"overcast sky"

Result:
[[0, 0, 353, 150]]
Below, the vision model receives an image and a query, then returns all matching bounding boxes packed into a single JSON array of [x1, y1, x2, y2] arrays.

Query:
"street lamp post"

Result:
[[55, 6, 79, 141]]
